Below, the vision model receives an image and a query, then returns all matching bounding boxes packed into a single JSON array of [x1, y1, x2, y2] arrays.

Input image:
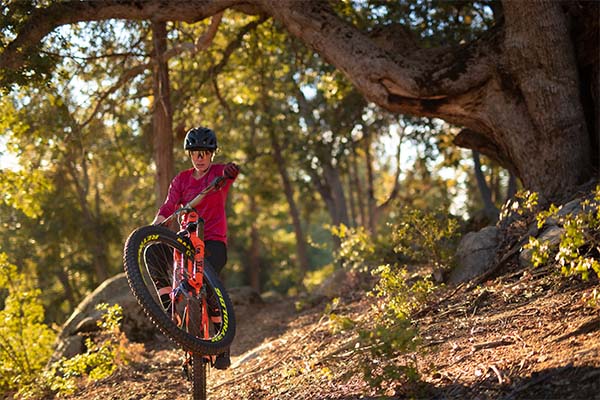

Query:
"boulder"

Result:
[[315, 268, 359, 299], [519, 225, 564, 267], [449, 226, 500, 285], [51, 273, 157, 362], [227, 286, 264, 306]]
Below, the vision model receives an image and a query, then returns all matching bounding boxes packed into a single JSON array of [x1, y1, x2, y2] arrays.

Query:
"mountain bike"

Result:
[[123, 176, 236, 400]]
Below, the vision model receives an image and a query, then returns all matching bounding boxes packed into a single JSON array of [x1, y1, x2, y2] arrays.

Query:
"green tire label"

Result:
[[211, 287, 229, 342]]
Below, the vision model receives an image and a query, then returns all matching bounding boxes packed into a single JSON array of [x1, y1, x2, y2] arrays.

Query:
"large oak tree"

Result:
[[1, 0, 597, 201]]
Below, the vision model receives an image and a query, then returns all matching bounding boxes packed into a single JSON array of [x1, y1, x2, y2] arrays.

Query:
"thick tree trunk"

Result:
[[498, 0, 592, 200], [152, 21, 175, 208]]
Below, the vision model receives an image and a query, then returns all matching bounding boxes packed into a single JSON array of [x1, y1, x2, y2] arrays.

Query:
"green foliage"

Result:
[[330, 224, 376, 272], [372, 264, 435, 321], [0, 252, 55, 398], [523, 186, 600, 281], [391, 208, 460, 271], [43, 303, 135, 397], [0, 169, 52, 219], [499, 190, 540, 220], [328, 214, 446, 391], [332, 208, 462, 276], [357, 318, 420, 389], [355, 264, 435, 389], [328, 265, 434, 391]]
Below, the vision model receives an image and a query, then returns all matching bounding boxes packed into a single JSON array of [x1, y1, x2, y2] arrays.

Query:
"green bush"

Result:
[[44, 303, 135, 397], [328, 209, 452, 392], [330, 224, 377, 272], [0, 252, 55, 398], [390, 207, 460, 272], [356, 264, 434, 389], [524, 185, 600, 281]]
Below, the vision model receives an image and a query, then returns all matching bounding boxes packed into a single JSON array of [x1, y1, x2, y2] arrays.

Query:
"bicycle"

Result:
[[123, 175, 236, 400]]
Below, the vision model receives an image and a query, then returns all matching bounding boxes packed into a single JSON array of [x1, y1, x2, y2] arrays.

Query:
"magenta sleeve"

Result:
[[157, 174, 183, 218]]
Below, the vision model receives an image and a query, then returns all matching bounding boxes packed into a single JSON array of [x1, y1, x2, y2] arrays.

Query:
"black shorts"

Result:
[[205, 240, 227, 275]]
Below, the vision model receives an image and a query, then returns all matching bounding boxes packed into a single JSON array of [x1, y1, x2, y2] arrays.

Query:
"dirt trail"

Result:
[[59, 269, 600, 400]]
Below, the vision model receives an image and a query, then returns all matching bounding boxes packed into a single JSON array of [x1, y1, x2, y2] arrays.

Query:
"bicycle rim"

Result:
[[123, 225, 235, 354]]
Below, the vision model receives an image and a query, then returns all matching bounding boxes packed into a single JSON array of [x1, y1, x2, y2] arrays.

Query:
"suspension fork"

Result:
[[191, 217, 210, 340], [174, 211, 209, 339]]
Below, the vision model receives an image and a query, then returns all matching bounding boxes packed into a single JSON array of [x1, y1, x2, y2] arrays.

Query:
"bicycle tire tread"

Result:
[[123, 225, 236, 355]]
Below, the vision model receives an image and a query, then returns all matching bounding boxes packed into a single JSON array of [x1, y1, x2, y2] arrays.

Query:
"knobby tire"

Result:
[[191, 354, 207, 400], [123, 225, 236, 355]]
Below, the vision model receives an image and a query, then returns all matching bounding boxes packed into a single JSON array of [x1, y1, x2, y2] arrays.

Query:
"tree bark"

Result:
[[364, 129, 377, 234], [472, 150, 499, 221], [351, 148, 366, 227], [345, 163, 357, 227], [248, 194, 261, 292], [267, 129, 311, 279], [152, 21, 175, 208]]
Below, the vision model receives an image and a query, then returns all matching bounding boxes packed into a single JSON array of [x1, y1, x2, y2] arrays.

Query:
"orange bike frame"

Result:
[[172, 209, 210, 340]]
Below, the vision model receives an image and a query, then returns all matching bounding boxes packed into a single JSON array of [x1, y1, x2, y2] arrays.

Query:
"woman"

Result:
[[152, 126, 239, 369]]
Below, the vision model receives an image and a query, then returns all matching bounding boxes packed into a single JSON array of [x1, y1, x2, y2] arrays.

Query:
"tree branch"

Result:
[[79, 12, 227, 128], [0, 0, 238, 71], [454, 128, 516, 174]]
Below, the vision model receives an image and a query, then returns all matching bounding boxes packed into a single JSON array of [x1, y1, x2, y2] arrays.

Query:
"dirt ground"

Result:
[[57, 264, 600, 400]]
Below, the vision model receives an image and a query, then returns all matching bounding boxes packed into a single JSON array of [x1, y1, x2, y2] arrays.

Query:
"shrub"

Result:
[[390, 207, 461, 273], [357, 264, 435, 389], [0, 253, 55, 398], [44, 303, 137, 396], [330, 224, 377, 272], [327, 209, 457, 392], [524, 185, 600, 281]]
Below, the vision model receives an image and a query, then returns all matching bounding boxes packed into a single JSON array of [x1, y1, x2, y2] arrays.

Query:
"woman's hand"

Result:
[[224, 162, 240, 179]]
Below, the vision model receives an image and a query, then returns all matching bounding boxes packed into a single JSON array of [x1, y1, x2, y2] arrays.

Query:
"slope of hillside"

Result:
[[56, 263, 600, 400]]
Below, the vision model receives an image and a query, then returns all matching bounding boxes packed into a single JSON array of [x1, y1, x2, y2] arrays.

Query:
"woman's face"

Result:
[[189, 149, 213, 173]]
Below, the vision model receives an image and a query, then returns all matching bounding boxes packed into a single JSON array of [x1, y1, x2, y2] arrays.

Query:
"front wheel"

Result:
[[123, 225, 236, 354]]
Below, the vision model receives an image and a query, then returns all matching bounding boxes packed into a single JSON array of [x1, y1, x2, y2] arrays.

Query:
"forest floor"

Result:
[[57, 264, 600, 400]]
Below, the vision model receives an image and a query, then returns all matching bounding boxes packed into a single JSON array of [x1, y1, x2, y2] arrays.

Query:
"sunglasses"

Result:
[[189, 150, 213, 159]]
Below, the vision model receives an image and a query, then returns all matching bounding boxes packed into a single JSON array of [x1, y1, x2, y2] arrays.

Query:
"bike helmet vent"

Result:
[[184, 127, 218, 151]]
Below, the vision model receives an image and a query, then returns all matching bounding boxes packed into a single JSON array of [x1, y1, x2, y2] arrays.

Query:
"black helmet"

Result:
[[184, 127, 217, 151]]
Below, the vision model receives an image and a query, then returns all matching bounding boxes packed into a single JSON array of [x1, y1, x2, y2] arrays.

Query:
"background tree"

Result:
[[3, 0, 597, 201]]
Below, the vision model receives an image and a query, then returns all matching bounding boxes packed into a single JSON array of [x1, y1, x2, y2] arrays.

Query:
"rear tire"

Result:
[[123, 225, 236, 354], [191, 354, 207, 400]]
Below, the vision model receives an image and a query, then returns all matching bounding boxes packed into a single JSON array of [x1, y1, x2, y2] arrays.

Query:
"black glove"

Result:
[[224, 162, 240, 179]]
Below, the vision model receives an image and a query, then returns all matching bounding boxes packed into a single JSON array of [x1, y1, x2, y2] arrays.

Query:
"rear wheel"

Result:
[[123, 225, 236, 354], [191, 354, 207, 400]]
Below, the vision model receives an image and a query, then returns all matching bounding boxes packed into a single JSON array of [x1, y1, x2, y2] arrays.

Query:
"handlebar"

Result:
[[159, 175, 229, 227]]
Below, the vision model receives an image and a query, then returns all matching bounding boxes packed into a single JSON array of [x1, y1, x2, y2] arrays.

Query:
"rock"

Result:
[[519, 226, 564, 267], [449, 226, 500, 285], [51, 273, 157, 363], [52, 335, 85, 361], [315, 268, 358, 299], [260, 290, 285, 304], [227, 286, 264, 306]]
